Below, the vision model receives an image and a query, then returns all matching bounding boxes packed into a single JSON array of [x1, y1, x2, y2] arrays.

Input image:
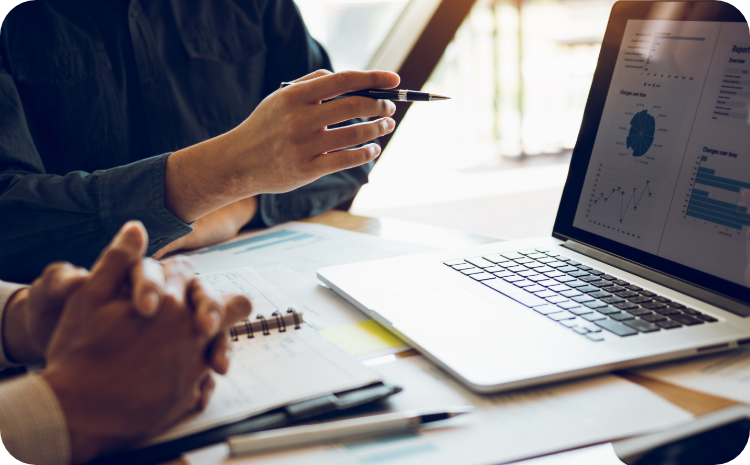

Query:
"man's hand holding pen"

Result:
[[163, 70, 401, 225]]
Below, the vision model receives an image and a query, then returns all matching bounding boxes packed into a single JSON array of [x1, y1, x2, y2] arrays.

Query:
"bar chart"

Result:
[[683, 155, 750, 236], [644, 33, 705, 81]]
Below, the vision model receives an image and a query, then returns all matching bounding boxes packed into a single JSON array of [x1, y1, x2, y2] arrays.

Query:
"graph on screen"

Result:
[[583, 164, 656, 239]]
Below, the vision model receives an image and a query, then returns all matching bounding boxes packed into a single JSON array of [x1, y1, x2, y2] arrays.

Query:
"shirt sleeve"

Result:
[[0, 282, 26, 371], [254, 0, 374, 227], [0, 374, 70, 465], [0, 52, 193, 284]]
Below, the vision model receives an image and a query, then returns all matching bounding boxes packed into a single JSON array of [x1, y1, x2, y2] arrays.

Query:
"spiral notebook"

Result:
[[146, 268, 385, 445]]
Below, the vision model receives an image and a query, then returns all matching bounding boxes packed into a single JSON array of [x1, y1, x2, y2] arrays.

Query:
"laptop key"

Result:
[[604, 286, 626, 293], [642, 314, 667, 322], [501, 252, 523, 260], [568, 270, 590, 278], [451, 263, 473, 270], [503, 276, 524, 282], [624, 285, 643, 291], [514, 258, 534, 264], [580, 275, 601, 282], [461, 267, 484, 275], [493, 270, 515, 278], [547, 262, 567, 268], [465, 257, 494, 268], [640, 290, 657, 297], [698, 314, 718, 323], [610, 312, 635, 321], [584, 300, 607, 309], [656, 320, 682, 329], [548, 311, 576, 321], [560, 318, 583, 328], [534, 290, 557, 298], [652, 296, 671, 303], [566, 280, 588, 288], [681, 307, 700, 315], [589, 291, 612, 299], [572, 326, 589, 334], [596, 319, 638, 337], [535, 266, 554, 273], [533, 304, 562, 315], [558, 301, 582, 309], [560, 289, 582, 297], [529, 275, 549, 282], [538, 280, 559, 287], [615, 291, 639, 298], [471, 272, 496, 281], [524, 285, 546, 293], [508, 266, 527, 273], [611, 279, 629, 286], [483, 279, 549, 307], [601, 274, 617, 281], [629, 296, 653, 304], [484, 266, 506, 273], [623, 319, 660, 333], [566, 260, 581, 266], [570, 307, 594, 316], [518, 270, 539, 277], [667, 302, 686, 309], [546, 296, 569, 304], [590, 280, 614, 288], [602, 296, 625, 304], [572, 295, 595, 303], [444, 259, 466, 266], [670, 314, 704, 326], [641, 302, 666, 310], [588, 270, 605, 276], [518, 249, 538, 255], [559, 266, 579, 273], [544, 271, 566, 278], [582, 312, 606, 322], [586, 333, 605, 342], [538, 257, 557, 263], [525, 262, 547, 269], [554, 275, 576, 283], [581, 323, 602, 332], [596, 305, 622, 315], [549, 284, 570, 292], [654, 307, 682, 315], [577, 265, 593, 271], [527, 253, 547, 259], [614, 302, 638, 310], [625, 307, 653, 316], [483, 254, 509, 264], [513, 280, 536, 288]]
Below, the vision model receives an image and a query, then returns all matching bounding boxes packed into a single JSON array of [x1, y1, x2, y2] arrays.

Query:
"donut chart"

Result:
[[626, 110, 656, 157]]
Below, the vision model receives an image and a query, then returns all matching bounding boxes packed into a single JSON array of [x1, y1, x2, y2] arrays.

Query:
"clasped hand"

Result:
[[5, 221, 250, 464]]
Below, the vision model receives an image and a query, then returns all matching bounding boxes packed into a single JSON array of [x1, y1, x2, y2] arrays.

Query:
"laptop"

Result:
[[319, 1, 750, 393]]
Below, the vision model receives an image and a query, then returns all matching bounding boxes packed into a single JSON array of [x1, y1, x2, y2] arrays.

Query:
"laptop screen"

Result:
[[554, 2, 750, 309]]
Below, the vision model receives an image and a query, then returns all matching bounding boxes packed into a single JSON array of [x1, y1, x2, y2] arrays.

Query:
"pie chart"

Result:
[[626, 110, 655, 158]]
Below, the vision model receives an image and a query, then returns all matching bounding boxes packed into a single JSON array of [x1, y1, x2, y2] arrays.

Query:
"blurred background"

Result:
[[296, 0, 621, 239]]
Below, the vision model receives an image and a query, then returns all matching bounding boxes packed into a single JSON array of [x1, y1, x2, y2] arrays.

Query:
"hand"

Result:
[[40, 222, 251, 464], [153, 197, 259, 259], [164, 70, 400, 223], [2, 239, 183, 364]]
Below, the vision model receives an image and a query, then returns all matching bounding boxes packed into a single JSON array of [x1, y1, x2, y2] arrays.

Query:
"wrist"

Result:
[[2, 288, 43, 365]]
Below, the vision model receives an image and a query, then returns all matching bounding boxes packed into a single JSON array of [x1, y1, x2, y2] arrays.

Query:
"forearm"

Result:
[[0, 155, 192, 282], [1, 288, 41, 365]]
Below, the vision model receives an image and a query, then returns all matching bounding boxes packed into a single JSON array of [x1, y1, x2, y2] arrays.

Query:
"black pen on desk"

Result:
[[228, 407, 472, 456], [280, 82, 451, 102]]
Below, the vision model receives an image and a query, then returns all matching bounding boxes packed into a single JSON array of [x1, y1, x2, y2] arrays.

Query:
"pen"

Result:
[[280, 82, 451, 102], [228, 407, 472, 456]]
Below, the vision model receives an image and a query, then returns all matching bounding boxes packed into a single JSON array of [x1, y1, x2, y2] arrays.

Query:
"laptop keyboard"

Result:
[[444, 248, 718, 342]]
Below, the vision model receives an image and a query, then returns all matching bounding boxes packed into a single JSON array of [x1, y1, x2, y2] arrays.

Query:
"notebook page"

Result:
[[150, 270, 381, 444]]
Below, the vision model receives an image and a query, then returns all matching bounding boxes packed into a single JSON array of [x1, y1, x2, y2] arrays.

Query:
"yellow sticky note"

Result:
[[320, 319, 404, 356]]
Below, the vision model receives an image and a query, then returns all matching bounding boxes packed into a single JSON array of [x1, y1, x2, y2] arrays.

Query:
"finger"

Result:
[[311, 144, 382, 177], [313, 97, 396, 127], [290, 69, 332, 84], [161, 255, 196, 311], [130, 259, 165, 317], [208, 333, 232, 375], [88, 221, 148, 298], [312, 117, 395, 155], [291, 71, 400, 103], [188, 277, 226, 337], [221, 294, 252, 330], [35, 263, 89, 306], [197, 375, 216, 411]]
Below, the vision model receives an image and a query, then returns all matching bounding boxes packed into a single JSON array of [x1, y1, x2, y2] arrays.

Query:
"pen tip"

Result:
[[429, 95, 451, 101]]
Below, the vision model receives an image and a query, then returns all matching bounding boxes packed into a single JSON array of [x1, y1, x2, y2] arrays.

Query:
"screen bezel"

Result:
[[552, 1, 750, 307]]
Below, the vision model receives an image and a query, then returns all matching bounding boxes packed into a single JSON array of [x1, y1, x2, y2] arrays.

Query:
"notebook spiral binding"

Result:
[[229, 307, 303, 341]]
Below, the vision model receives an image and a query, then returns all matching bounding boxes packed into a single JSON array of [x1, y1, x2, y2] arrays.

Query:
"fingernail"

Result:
[[205, 311, 220, 335], [223, 349, 233, 371], [143, 290, 159, 315], [385, 118, 396, 132], [387, 101, 396, 115]]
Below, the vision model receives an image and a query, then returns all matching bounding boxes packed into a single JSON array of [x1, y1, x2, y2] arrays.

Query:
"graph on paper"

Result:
[[681, 153, 750, 239], [583, 164, 656, 239]]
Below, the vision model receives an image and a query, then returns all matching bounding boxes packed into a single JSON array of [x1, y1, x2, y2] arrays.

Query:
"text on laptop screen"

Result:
[[572, 20, 750, 288]]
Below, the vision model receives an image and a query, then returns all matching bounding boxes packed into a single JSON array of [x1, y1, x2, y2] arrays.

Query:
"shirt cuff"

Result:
[[96, 153, 194, 257], [0, 374, 70, 465], [0, 282, 27, 371]]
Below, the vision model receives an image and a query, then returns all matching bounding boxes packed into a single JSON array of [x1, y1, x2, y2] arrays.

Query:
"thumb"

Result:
[[88, 221, 149, 298]]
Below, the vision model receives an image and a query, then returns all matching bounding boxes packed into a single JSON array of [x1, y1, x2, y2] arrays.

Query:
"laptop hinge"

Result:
[[562, 240, 750, 317]]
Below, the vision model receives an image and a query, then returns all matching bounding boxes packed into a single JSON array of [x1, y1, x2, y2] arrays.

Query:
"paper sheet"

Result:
[[150, 269, 380, 444], [186, 222, 434, 336], [319, 320, 408, 357], [635, 347, 750, 404], [185, 356, 692, 465]]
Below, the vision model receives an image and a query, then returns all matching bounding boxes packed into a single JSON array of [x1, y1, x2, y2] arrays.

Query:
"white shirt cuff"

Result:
[[0, 374, 70, 465]]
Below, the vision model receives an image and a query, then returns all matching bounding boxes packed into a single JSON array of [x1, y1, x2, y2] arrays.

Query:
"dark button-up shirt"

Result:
[[0, 0, 372, 283]]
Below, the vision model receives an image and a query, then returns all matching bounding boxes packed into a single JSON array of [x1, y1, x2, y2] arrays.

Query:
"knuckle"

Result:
[[334, 72, 352, 89]]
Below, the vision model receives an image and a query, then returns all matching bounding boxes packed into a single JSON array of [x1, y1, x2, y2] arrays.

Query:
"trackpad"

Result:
[[380, 287, 517, 328]]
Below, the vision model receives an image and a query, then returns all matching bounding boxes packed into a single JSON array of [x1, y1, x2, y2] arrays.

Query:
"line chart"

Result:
[[583, 164, 657, 239]]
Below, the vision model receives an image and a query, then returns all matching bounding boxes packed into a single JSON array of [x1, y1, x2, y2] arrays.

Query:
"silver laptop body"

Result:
[[319, 1, 750, 393]]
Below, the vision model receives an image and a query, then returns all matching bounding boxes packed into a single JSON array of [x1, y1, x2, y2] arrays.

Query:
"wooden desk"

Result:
[[167, 210, 737, 464]]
